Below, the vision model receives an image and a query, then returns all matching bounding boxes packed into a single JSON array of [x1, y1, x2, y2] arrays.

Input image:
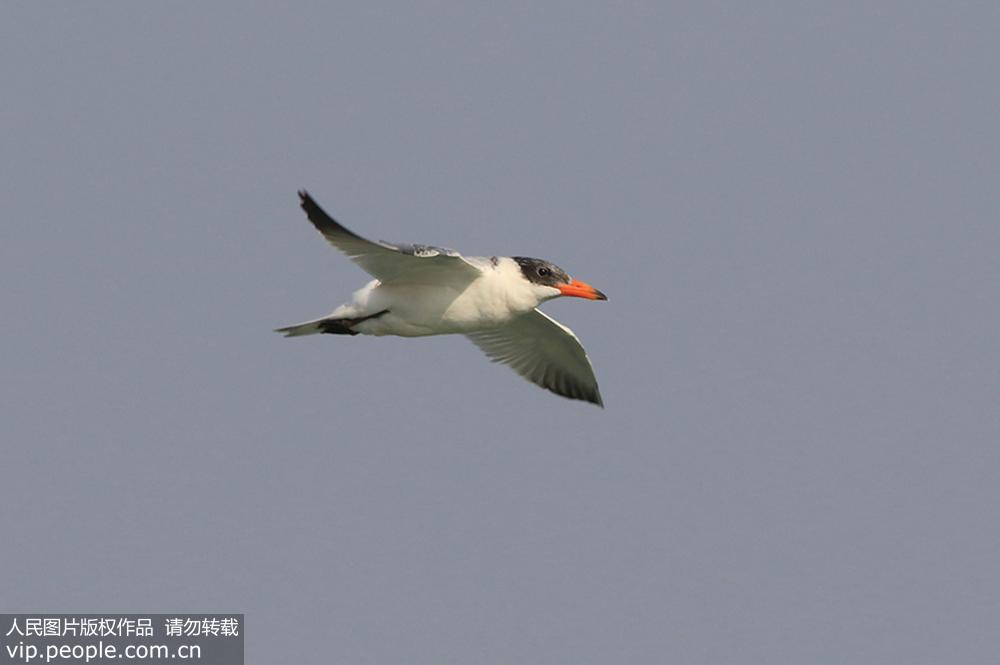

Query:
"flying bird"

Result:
[[276, 191, 608, 406]]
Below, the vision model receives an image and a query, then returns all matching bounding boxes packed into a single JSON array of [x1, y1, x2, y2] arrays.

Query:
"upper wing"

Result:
[[298, 191, 483, 284], [465, 309, 603, 407]]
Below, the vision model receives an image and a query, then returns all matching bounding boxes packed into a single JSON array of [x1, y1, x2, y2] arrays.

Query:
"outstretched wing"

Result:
[[465, 309, 603, 406], [298, 190, 483, 284]]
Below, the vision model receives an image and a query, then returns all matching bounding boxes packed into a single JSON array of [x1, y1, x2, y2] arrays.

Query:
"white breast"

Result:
[[353, 258, 537, 336]]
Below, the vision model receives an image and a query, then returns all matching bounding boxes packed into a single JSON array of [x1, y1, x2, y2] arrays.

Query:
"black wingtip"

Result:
[[549, 385, 604, 408], [297, 189, 333, 227]]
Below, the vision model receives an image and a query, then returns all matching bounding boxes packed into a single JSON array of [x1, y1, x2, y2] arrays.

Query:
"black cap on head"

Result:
[[512, 257, 570, 287]]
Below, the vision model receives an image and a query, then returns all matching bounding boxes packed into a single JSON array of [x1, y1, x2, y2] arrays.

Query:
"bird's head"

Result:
[[512, 256, 608, 305]]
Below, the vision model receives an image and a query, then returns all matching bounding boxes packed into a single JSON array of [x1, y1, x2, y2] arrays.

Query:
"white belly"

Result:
[[347, 276, 535, 337]]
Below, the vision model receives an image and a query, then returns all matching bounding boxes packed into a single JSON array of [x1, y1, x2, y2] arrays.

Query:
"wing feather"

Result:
[[466, 309, 603, 406], [298, 191, 482, 284]]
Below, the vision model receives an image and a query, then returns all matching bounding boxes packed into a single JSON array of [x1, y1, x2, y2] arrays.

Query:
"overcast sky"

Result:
[[3, 3, 999, 664]]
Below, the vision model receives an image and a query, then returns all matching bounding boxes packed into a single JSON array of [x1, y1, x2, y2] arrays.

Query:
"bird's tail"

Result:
[[275, 309, 388, 337], [274, 317, 356, 337]]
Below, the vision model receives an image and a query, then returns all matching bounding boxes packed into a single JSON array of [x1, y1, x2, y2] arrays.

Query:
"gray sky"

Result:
[[3, 3, 999, 663]]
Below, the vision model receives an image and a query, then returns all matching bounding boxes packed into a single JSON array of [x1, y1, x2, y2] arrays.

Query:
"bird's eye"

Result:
[[537, 267, 551, 277]]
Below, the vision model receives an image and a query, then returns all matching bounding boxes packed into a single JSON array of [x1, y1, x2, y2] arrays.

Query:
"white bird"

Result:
[[276, 191, 608, 406]]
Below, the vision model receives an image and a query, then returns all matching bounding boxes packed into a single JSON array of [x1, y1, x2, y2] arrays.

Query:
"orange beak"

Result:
[[557, 279, 608, 301]]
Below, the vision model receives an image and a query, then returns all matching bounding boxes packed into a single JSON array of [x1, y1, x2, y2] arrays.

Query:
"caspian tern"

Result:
[[276, 191, 608, 406]]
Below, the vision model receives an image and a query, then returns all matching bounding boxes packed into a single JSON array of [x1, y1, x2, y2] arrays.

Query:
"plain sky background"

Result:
[[3, 3, 999, 663]]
